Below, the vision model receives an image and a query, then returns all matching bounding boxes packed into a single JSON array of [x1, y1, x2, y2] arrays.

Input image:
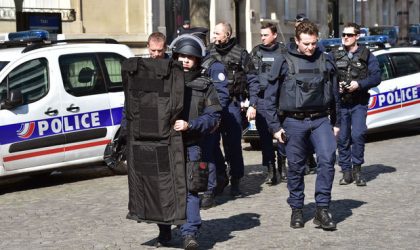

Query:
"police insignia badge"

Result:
[[218, 73, 226, 81]]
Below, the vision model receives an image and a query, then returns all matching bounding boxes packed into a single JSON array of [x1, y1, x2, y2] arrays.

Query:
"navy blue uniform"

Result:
[[200, 55, 229, 197], [265, 43, 341, 209], [336, 46, 381, 173], [209, 39, 259, 186]]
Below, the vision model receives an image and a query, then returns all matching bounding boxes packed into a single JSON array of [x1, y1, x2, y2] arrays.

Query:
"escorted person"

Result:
[[147, 31, 169, 59], [124, 35, 222, 249], [208, 21, 259, 196], [265, 21, 340, 230], [250, 22, 287, 185], [334, 22, 381, 186]]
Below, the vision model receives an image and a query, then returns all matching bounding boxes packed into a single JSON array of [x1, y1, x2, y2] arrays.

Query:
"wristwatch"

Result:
[[187, 122, 193, 130]]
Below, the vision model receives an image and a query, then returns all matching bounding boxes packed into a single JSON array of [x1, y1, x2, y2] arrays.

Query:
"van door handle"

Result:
[[66, 104, 80, 112], [44, 108, 58, 116]]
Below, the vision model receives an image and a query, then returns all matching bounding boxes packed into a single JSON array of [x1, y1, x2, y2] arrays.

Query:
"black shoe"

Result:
[[313, 207, 336, 230], [339, 170, 354, 185], [278, 156, 287, 182], [265, 162, 277, 185], [304, 154, 317, 175], [215, 173, 229, 195], [183, 235, 199, 250], [290, 208, 304, 229], [230, 177, 242, 197], [155, 228, 172, 247], [353, 165, 367, 186], [201, 193, 215, 210]]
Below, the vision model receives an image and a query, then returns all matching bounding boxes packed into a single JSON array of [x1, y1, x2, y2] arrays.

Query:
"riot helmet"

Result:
[[170, 34, 206, 58]]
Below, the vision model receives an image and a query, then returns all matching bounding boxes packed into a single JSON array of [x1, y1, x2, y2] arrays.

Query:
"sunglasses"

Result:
[[342, 33, 356, 38]]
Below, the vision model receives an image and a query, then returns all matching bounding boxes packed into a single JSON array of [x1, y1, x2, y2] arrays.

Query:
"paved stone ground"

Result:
[[0, 128, 419, 250]]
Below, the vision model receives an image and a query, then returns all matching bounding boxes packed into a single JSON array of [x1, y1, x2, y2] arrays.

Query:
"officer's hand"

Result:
[[274, 128, 286, 143], [339, 81, 345, 93], [246, 106, 256, 121], [346, 81, 360, 93], [174, 120, 188, 131], [333, 126, 340, 138]]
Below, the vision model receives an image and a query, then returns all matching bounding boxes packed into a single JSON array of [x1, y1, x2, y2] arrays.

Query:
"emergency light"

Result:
[[7, 30, 49, 42]]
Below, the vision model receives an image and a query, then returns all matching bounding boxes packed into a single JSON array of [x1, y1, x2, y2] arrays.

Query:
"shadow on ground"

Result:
[[141, 213, 261, 249], [305, 199, 367, 226]]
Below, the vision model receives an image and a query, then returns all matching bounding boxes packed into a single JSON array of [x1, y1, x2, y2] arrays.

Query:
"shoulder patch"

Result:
[[218, 72, 226, 81]]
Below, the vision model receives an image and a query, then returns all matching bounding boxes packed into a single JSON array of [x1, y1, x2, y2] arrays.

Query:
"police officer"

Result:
[[250, 22, 287, 185], [156, 35, 222, 249], [334, 22, 381, 186], [174, 28, 230, 208], [208, 21, 259, 196], [265, 21, 340, 230]]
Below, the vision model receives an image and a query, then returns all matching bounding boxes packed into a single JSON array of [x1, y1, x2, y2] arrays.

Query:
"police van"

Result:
[[0, 31, 134, 177]]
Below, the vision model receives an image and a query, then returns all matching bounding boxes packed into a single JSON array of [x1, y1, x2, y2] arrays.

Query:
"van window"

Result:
[[389, 53, 420, 78], [60, 53, 106, 97], [0, 58, 49, 105], [100, 53, 125, 91]]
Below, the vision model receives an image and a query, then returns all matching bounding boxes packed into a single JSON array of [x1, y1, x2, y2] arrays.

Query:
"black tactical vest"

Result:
[[182, 76, 221, 145], [209, 44, 247, 98], [122, 57, 187, 225], [333, 46, 370, 104], [250, 42, 286, 91], [279, 52, 333, 112]]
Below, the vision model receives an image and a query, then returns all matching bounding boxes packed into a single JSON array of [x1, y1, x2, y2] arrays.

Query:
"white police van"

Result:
[[0, 31, 134, 177]]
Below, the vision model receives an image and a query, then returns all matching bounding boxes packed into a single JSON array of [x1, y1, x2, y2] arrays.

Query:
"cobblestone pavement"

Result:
[[0, 128, 419, 250]]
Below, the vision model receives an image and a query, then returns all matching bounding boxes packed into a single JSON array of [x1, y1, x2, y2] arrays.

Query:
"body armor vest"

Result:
[[210, 44, 247, 99], [183, 76, 221, 145], [279, 52, 333, 112], [122, 57, 187, 225], [251, 42, 286, 91], [334, 46, 370, 104]]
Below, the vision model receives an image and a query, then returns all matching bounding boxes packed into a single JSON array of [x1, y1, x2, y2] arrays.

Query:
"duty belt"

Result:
[[284, 111, 329, 120]]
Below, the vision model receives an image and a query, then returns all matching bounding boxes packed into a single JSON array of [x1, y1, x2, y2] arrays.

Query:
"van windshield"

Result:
[[370, 27, 396, 37]]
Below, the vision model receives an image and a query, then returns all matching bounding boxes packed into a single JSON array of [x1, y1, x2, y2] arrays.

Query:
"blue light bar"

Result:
[[8, 30, 49, 41]]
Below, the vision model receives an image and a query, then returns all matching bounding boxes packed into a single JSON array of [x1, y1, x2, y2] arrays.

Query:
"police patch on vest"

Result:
[[218, 73, 226, 81]]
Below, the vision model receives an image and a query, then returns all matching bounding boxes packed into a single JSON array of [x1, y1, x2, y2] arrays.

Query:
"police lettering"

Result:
[[38, 112, 101, 135], [377, 86, 418, 107]]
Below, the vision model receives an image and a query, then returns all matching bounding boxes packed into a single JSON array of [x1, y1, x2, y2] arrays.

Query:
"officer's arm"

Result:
[[242, 51, 259, 107], [327, 59, 341, 128], [208, 62, 230, 109], [357, 52, 381, 91], [188, 85, 222, 134]]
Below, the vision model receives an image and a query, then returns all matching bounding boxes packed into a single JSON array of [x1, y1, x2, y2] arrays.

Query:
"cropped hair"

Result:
[[295, 21, 319, 40], [147, 32, 167, 46], [216, 21, 233, 38], [261, 22, 278, 34], [344, 22, 361, 34]]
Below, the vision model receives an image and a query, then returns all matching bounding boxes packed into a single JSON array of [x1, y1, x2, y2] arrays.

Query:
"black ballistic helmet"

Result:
[[172, 36, 205, 58]]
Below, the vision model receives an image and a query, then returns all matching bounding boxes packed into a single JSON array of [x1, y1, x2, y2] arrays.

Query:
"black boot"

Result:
[[155, 226, 172, 247], [339, 170, 354, 185], [183, 235, 199, 250], [353, 165, 367, 186], [313, 207, 336, 230], [306, 154, 317, 174], [278, 155, 287, 182], [201, 193, 215, 210], [215, 172, 229, 195], [290, 208, 304, 228], [230, 177, 242, 197], [265, 162, 277, 185]]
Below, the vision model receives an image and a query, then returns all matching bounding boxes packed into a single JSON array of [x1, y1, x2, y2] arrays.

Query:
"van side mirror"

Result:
[[0, 89, 24, 109]]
